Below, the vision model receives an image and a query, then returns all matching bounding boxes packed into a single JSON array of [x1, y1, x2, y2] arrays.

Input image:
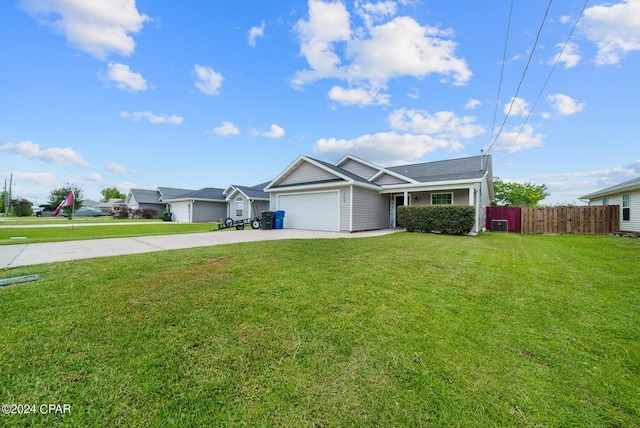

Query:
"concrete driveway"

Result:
[[0, 229, 399, 269]]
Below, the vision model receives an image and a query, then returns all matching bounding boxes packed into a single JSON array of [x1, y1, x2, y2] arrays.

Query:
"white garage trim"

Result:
[[276, 190, 340, 232]]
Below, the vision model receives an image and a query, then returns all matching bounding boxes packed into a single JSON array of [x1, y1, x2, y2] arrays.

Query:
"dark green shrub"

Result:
[[398, 205, 475, 235]]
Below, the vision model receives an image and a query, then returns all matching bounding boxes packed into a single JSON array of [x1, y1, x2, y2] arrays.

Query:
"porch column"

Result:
[[469, 187, 478, 232], [404, 191, 409, 206]]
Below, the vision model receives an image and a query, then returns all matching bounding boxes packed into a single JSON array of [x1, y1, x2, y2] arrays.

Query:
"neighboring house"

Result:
[[224, 182, 271, 221], [580, 176, 640, 233], [264, 154, 494, 233], [126, 187, 194, 215], [94, 198, 126, 215], [164, 187, 228, 223], [126, 189, 167, 214]]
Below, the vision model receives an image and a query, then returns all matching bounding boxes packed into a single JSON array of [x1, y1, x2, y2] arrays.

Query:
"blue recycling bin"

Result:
[[273, 210, 286, 229]]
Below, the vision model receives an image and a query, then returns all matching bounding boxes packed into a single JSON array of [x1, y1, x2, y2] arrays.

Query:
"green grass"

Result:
[[1, 233, 639, 426], [0, 221, 220, 245]]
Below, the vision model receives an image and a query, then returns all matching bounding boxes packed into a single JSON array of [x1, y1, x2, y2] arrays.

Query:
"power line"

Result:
[[486, 0, 554, 155], [488, 0, 514, 147], [497, 0, 590, 156]]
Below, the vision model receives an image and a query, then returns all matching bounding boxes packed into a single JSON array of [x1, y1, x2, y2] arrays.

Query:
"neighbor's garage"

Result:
[[170, 201, 191, 223], [276, 191, 339, 232]]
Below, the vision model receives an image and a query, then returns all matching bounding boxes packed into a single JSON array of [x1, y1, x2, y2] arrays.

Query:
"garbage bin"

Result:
[[261, 211, 274, 230], [163, 212, 172, 222], [273, 210, 286, 229]]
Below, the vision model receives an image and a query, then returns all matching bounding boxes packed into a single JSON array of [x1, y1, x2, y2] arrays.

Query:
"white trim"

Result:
[[378, 178, 482, 193], [431, 192, 454, 205]]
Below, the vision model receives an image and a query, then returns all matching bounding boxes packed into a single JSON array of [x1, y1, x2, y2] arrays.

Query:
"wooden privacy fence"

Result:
[[487, 205, 619, 235]]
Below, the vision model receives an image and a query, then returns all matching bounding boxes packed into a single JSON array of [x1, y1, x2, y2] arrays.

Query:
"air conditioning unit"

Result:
[[491, 219, 509, 233]]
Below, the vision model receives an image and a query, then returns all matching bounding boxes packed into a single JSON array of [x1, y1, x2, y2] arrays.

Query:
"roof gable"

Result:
[[336, 155, 383, 180], [266, 155, 378, 190]]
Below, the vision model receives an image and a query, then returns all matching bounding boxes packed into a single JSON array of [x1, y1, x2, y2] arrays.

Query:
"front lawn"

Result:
[[0, 221, 219, 245], [1, 233, 638, 426]]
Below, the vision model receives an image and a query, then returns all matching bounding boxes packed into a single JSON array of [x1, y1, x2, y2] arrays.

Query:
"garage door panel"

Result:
[[277, 192, 339, 232]]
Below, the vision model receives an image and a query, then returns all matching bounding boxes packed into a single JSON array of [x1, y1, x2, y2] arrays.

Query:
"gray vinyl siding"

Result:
[[230, 196, 249, 221], [340, 159, 379, 180], [374, 173, 409, 185], [193, 201, 227, 223], [279, 162, 337, 185], [352, 187, 390, 231], [340, 188, 350, 232], [138, 203, 166, 213]]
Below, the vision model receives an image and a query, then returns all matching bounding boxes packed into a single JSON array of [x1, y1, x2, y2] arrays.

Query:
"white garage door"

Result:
[[277, 191, 340, 232], [171, 202, 190, 223]]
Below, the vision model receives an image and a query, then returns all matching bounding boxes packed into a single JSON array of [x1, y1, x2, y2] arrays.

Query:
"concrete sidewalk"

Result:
[[0, 229, 399, 268]]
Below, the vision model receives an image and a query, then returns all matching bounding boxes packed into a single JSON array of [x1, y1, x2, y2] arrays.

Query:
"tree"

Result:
[[49, 184, 84, 216], [11, 198, 33, 217], [100, 187, 126, 203], [492, 177, 549, 207]]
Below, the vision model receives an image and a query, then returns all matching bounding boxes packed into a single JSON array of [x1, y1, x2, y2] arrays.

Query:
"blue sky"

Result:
[[1, 0, 639, 206]]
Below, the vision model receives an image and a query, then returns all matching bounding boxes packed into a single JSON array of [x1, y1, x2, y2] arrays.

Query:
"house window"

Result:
[[432, 193, 453, 205], [622, 194, 630, 221], [602, 197, 608, 206], [236, 197, 243, 217]]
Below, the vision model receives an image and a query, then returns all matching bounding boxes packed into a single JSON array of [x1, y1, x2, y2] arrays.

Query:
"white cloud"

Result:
[[1, 140, 89, 167], [313, 131, 460, 165], [505, 97, 530, 117], [328, 86, 390, 106], [580, 0, 640, 65], [388, 108, 485, 140], [106, 162, 130, 173], [548, 42, 581, 69], [20, 0, 149, 60], [194, 65, 224, 95], [546, 93, 585, 116], [292, 1, 472, 100], [85, 172, 103, 183], [14, 172, 57, 187], [292, 0, 351, 86], [355, 0, 397, 28], [120, 111, 183, 124], [261, 124, 286, 139], [248, 20, 266, 46], [490, 124, 545, 153], [211, 121, 240, 136], [103, 62, 147, 92], [465, 98, 481, 110]]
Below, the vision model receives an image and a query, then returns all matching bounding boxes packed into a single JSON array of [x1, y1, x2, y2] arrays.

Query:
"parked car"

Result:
[[35, 205, 55, 217]]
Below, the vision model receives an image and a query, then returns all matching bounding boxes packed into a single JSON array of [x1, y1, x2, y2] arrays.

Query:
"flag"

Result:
[[52, 191, 75, 216]]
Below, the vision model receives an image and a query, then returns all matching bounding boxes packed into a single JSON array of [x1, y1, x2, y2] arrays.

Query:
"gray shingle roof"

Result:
[[580, 176, 640, 199], [130, 189, 161, 204], [158, 187, 197, 201], [232, 184, 270, 199], [387, 155, 491, 183], [172, 187, 226, 201]]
